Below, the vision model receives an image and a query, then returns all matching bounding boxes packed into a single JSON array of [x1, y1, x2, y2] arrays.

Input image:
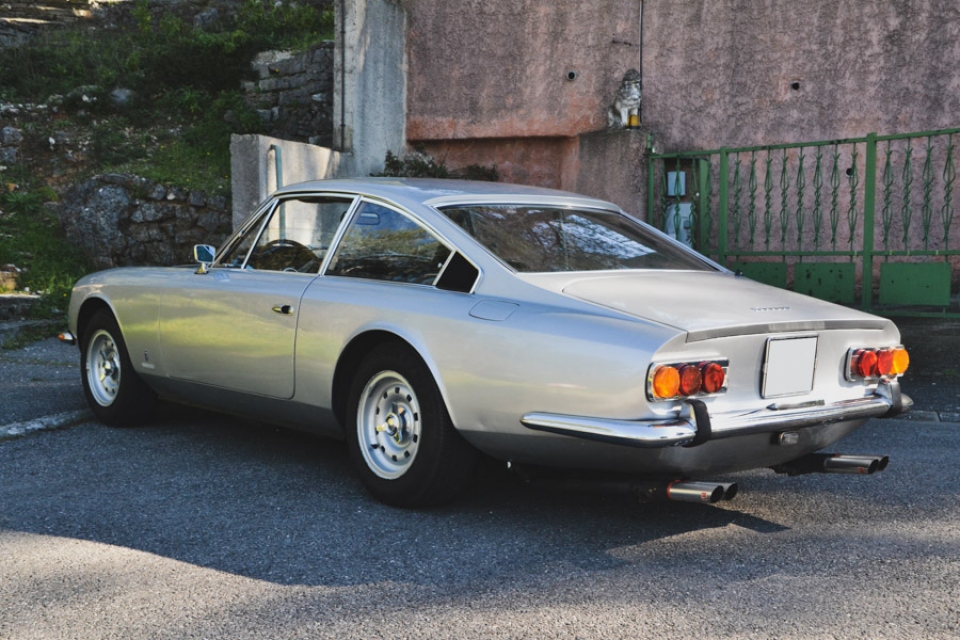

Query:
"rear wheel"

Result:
[[346, 342, 477, 507], [80, 309, 155, 426]]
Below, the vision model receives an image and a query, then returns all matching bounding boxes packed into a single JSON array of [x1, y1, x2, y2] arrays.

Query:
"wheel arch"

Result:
[[76, 296, 116, 342], [332, 330, 441, 429]]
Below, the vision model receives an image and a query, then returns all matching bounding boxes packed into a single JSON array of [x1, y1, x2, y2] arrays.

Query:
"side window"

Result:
[[326, 202, 452, 285], [218, 196, 354, 272]]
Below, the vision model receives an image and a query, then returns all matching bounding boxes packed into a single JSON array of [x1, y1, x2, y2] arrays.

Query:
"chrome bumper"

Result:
[[520, 382, 912, 449]]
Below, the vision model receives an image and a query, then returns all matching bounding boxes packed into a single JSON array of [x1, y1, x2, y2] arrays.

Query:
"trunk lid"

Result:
[[522, 271, 890, 341]]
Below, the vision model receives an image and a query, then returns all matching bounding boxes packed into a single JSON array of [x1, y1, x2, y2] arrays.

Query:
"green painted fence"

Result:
[[647, 128, 960, 317]]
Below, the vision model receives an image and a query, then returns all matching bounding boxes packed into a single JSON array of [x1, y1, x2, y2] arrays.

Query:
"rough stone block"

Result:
[[188, 191, 207, 208], [0, 126, 23, 145]]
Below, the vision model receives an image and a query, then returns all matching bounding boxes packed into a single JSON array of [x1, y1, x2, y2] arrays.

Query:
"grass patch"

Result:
[[0, 0, 334, 196], [0, 0, 334, 103], [0, 171, 94, 321]]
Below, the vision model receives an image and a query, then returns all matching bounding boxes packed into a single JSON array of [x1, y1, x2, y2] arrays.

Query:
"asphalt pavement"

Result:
[[2, 410, 959, 639], [1, 319, 958, 639]]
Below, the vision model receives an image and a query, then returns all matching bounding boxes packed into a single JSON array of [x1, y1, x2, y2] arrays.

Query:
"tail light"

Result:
[[648, 359, 728, 401], [847, 346, 909, 382]]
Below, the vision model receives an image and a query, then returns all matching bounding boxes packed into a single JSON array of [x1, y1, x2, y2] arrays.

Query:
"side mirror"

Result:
[[194, 244, 216, 263], [193, 244, 216, 274]]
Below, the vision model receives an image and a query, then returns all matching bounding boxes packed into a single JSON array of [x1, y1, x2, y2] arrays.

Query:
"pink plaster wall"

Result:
[[642, 0, 960, 152], [403, 0, 641, 141], [420, 138, 579, 189]]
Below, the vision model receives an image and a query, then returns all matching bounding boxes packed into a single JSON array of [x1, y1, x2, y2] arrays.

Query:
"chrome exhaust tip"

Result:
[[772, 453, 891, 476], [822, 454, 890, 475], [666, 481, 731, 504], [717, 482, 739, 501]]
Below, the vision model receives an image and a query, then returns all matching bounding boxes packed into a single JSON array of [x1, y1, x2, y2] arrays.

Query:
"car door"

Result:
[[159, 194, 356, 398]]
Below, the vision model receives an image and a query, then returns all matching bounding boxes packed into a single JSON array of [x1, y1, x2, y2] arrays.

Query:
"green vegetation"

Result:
[[376, 149, 500, 182], [0, 0, 333, 101], [0, 170, 92, 320], [0, 0, 333, 330], [0, 0, 333, 195]]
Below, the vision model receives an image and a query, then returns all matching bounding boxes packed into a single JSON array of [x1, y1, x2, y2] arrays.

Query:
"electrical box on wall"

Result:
[[665, 202, 693, 247], [666, 171, 686, 197]]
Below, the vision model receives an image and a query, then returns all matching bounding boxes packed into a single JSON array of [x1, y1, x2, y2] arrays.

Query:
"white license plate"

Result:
[[762, 336, 818, 399]]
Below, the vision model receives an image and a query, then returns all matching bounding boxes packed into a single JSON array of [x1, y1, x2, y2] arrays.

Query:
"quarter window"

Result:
[[327, 202, 451, 285]]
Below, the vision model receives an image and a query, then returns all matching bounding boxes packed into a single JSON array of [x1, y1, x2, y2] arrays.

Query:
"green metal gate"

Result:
[[647, 128, 960, 317]]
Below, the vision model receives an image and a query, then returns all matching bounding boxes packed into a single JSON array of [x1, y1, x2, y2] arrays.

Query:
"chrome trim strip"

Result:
[[520, 413, 697, 448], [521, 389, 913, 449], [684, 319, 889, 343]]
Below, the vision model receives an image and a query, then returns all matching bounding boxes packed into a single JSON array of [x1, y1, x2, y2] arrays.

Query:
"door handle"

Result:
[[272, 304, 295, 315]]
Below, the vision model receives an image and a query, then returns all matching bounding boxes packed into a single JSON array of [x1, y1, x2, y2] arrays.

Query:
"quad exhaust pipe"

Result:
[[772, 453, 890, 477]]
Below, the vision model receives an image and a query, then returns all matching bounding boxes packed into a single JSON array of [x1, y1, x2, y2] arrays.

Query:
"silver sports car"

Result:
[[64, 178, 912, 506]]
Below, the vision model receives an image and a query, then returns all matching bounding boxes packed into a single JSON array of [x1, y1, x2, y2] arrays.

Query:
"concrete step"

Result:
[[0, 318, 61, 348], [0, 293, 40, 321]]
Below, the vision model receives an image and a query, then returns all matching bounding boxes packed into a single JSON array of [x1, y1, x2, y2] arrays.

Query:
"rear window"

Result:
[[440, 204, 714, 273]]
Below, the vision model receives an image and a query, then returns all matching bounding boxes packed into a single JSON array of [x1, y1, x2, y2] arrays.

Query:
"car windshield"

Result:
[[439, 204, 714, 273]]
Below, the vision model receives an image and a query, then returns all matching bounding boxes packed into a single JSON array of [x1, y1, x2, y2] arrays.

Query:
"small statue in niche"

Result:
[[607, 68, 642, 129]]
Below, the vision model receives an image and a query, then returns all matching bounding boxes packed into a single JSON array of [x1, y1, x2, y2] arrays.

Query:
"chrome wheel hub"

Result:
[[358, 371, 422, 479], [86, 329, 121, 407]]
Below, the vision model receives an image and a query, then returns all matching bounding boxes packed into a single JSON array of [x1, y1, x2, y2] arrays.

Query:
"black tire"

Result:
[[346, 342, 478, 507], [80, 309, 156, 426]]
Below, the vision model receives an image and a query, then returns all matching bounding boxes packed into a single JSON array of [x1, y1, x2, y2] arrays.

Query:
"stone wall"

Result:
[[242, 43, 335, 147], [58, 174, 231, 269]]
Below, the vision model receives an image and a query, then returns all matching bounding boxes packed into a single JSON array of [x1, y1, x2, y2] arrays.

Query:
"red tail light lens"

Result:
[[701, 362, 726, 394], [678, 364, 702, 396], [652, 365, 680, 399], [852, 349, 878, 378], [876, 349, 895, 376]]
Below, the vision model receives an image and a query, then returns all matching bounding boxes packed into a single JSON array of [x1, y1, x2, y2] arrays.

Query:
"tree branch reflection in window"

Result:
[[441, 205, 712, 272], [328, 202, 451, 284]]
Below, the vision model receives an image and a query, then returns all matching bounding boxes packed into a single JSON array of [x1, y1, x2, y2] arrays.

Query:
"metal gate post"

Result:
[[861, 133, 878, 311], [697, 159, 711, 253], [647, 155, 655, 223], [718, 149, 729, 265]]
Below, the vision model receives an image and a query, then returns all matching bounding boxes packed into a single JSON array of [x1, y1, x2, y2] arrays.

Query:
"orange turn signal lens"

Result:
[[678, 364, 702, 396], [701, 362, 726, 394], [892, 347, 910, 375], [652, 365, 680, 399]]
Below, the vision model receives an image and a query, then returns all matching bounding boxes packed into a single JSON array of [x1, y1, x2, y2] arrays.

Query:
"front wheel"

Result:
[[346, 342, 478, 507], [80, 309, 155, 426]]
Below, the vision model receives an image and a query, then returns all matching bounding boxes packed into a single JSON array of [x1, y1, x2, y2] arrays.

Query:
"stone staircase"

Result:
[[0, 0, 97, 47]]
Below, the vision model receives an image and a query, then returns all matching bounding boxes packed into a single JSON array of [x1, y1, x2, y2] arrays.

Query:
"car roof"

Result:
[[271, 177, 621, 211]]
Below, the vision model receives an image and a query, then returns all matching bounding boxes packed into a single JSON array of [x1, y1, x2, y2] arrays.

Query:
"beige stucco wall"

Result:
[[642, 0, 960, 152]]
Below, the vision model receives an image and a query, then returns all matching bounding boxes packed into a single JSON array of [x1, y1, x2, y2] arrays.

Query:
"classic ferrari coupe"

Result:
[[64, 179, 911, 506]]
